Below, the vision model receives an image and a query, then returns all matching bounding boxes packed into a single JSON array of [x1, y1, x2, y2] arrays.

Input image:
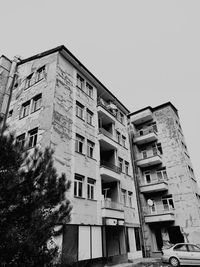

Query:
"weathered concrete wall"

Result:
[[8, 53, 57, 149], [155, 106, 200, 239], [0, 56, 11, 117]]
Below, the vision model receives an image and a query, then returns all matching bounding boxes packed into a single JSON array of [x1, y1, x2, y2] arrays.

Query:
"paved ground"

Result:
[[110, 258, 171, 267]]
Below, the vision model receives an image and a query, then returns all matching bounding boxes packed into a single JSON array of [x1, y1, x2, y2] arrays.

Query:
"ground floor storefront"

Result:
[[54, 224, 142, 266]]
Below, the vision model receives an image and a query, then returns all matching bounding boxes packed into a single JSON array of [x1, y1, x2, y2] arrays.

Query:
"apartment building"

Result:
[[128, 103, 200, 257], [0, 46, 142, 266]]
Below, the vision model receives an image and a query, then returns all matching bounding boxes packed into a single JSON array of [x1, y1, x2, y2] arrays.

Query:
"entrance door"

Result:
[[168, 226, 184, 244], [154, 228, 163, 251]]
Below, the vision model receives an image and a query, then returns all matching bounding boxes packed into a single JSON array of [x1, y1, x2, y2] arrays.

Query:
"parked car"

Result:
[[162, 243, 200, 266]]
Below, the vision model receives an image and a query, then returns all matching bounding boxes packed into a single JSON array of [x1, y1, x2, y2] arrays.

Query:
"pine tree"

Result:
[[0, 129, 72, 267]]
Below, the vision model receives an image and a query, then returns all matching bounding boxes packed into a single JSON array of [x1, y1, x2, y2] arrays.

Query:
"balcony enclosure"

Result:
[[101, 181, 124, 220], [136, 147, 162, 167], [144, 198, 175, 223], [140, 169, 168, 193], [134, 124, 158, 145]]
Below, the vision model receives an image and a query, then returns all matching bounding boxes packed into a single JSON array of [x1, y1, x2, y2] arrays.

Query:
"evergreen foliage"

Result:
[[0, 130, 72, 267]]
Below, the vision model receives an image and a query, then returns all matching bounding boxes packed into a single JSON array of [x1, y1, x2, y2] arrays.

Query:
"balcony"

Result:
[[144, 204, 175, 223], [100, 161, 121, 182], [140, 179, 168, 194], [102, 199, 124, 220], [131, 108, 153, 125], [98, 128, 118, 150], [97, 98, 117, 123], [134, 127, 158, 145], [136, 150, 162, 168]]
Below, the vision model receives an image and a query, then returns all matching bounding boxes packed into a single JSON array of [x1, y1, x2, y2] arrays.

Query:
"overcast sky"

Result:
[[1, 0, 200, 183]]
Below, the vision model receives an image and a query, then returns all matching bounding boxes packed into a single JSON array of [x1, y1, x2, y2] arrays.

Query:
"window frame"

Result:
[[16, 133, 26, 149], [125, 161, 129, 175], [86, 82, 93, 98], [87, 140, 94, 158], [76, 101, 84, 120], [86, 109, 93, 125], [31, 94, 42, 113], [87, 178, 95, 200], [128, 191, 133, 208], [28, 128, 38, 148], [75, 134, 84, 154], [121, 189, 127, 206], [76, 74, 84, 91], [74, 174, 84, 198], [118, 157, 123, 172], [20, 100, 31, 119]]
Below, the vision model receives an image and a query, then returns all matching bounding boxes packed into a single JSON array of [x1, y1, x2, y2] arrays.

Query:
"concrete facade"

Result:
[[2, 46, 142, 266], [128, 103, 200, 257]]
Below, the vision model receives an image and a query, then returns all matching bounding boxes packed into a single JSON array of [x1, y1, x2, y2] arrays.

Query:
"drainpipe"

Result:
[[0, 56, 19, 135], [128, 126, 147, 258]]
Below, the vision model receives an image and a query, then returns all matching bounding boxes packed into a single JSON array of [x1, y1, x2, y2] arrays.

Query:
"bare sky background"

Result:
[[1, 0, 200, 183]]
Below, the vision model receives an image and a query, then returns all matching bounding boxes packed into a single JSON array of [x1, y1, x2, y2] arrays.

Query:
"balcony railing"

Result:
[[100, 160, 121, 174], [135, 126, 157, 138], [140, 177, 167, 186], [97, 98, 117, 118], [99, 128, 116, 142], [144, 203, 175, 216], [138, 149, 161, 160], [102, 199, 124, 211]]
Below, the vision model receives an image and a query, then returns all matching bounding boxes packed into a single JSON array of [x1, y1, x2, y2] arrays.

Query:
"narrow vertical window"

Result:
[[118, 157, 123, 172], [87, 178, 95, 200], [128, 192, 133, 208], [36, 66, 45, 82], [76, 74, 84, 90], [75, 134, 84, 154], [87, 140, 94, 158], [86, 82, 93, 98], [125, 161, 129, 175], [121, 189, 126, 206], [20, 100, 31, 118], [76, 101, 84, 120], [24, 73, 33, 89], [31, 94, 42, 113], [86, 109, 93, 125], [16, 133, 26, 149], [28, 128, 38, 148], [74, 174, 84, 197]]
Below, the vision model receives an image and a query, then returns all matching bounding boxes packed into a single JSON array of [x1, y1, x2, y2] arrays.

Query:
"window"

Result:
[[119, 112, 124, 124], [86, 109, 93, 125], [116, 131, 121, 144], [151, 122, 158, 132], [76, 74, 84, 90], [75, 134, 84, 154], [28, 128, 38, 148], [87, 140, 94, 158], [157, 143, 163, 154], [16, 133, 25, 149], [31, 94, 42, 113], [144, 171, 151, 184], [74, 174, 84, 198], [162, 197, 174, 211], [87, 178, 95, 200], [24, 73, 33, 89], [8, 110, 13, 118], [86, 82, 93, 98], [36, 66, 45, 82], [134, 228, 141, 251], [128, 192, 133, 208], [157, 169, 168, 181], [142, 149, 147, 159], [125, 161, 129, 175], [118, 157, 123, 172], [20, 100, 31, 118], [76, 101, 84, 120], [174, 244, 188, 251], [122, 135, 126, 147], [121, 189, 126, 206], [188, 245, 200, 252]]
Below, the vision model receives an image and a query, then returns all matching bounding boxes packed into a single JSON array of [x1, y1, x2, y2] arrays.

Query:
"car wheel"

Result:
[[169, 257, 179, 267]]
